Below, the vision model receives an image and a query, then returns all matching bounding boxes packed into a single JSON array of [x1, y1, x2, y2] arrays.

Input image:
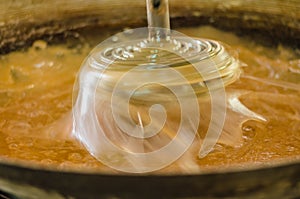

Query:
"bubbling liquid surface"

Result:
[[0, 26, 299, 174]]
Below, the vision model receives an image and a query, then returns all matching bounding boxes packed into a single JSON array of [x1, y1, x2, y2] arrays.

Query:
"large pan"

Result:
[[0, 0, 299, 198]]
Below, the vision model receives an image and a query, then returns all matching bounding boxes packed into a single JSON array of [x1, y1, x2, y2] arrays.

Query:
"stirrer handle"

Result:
[[146, 0, 171, 42]]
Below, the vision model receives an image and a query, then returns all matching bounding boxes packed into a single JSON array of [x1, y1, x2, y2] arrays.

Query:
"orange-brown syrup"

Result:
[[0, 26, 299, 174]]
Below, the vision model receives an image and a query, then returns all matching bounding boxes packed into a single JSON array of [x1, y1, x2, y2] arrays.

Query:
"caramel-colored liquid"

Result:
[[0, 26, 299, 174]]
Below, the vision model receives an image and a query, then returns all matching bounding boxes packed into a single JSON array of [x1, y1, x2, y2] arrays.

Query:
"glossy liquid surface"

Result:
[[0, 26, 299, 174]]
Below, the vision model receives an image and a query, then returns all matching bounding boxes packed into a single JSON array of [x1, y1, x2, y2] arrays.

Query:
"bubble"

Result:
[[32, 40, 47, 50], [124, 28, 134, 34], [286, 146, 295, 152], [242, 123, 256, 141], [242, 125, 254, 132], [68, 153, 83, 161], [8, 143, 18, 150], [111, 36, 119, 42]]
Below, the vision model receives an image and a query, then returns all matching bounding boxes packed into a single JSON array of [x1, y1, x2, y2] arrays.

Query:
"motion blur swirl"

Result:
[[72, 28, 240, 173]]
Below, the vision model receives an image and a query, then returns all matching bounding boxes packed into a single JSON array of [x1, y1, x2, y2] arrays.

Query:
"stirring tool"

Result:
[[72, 0, 240, 173]]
